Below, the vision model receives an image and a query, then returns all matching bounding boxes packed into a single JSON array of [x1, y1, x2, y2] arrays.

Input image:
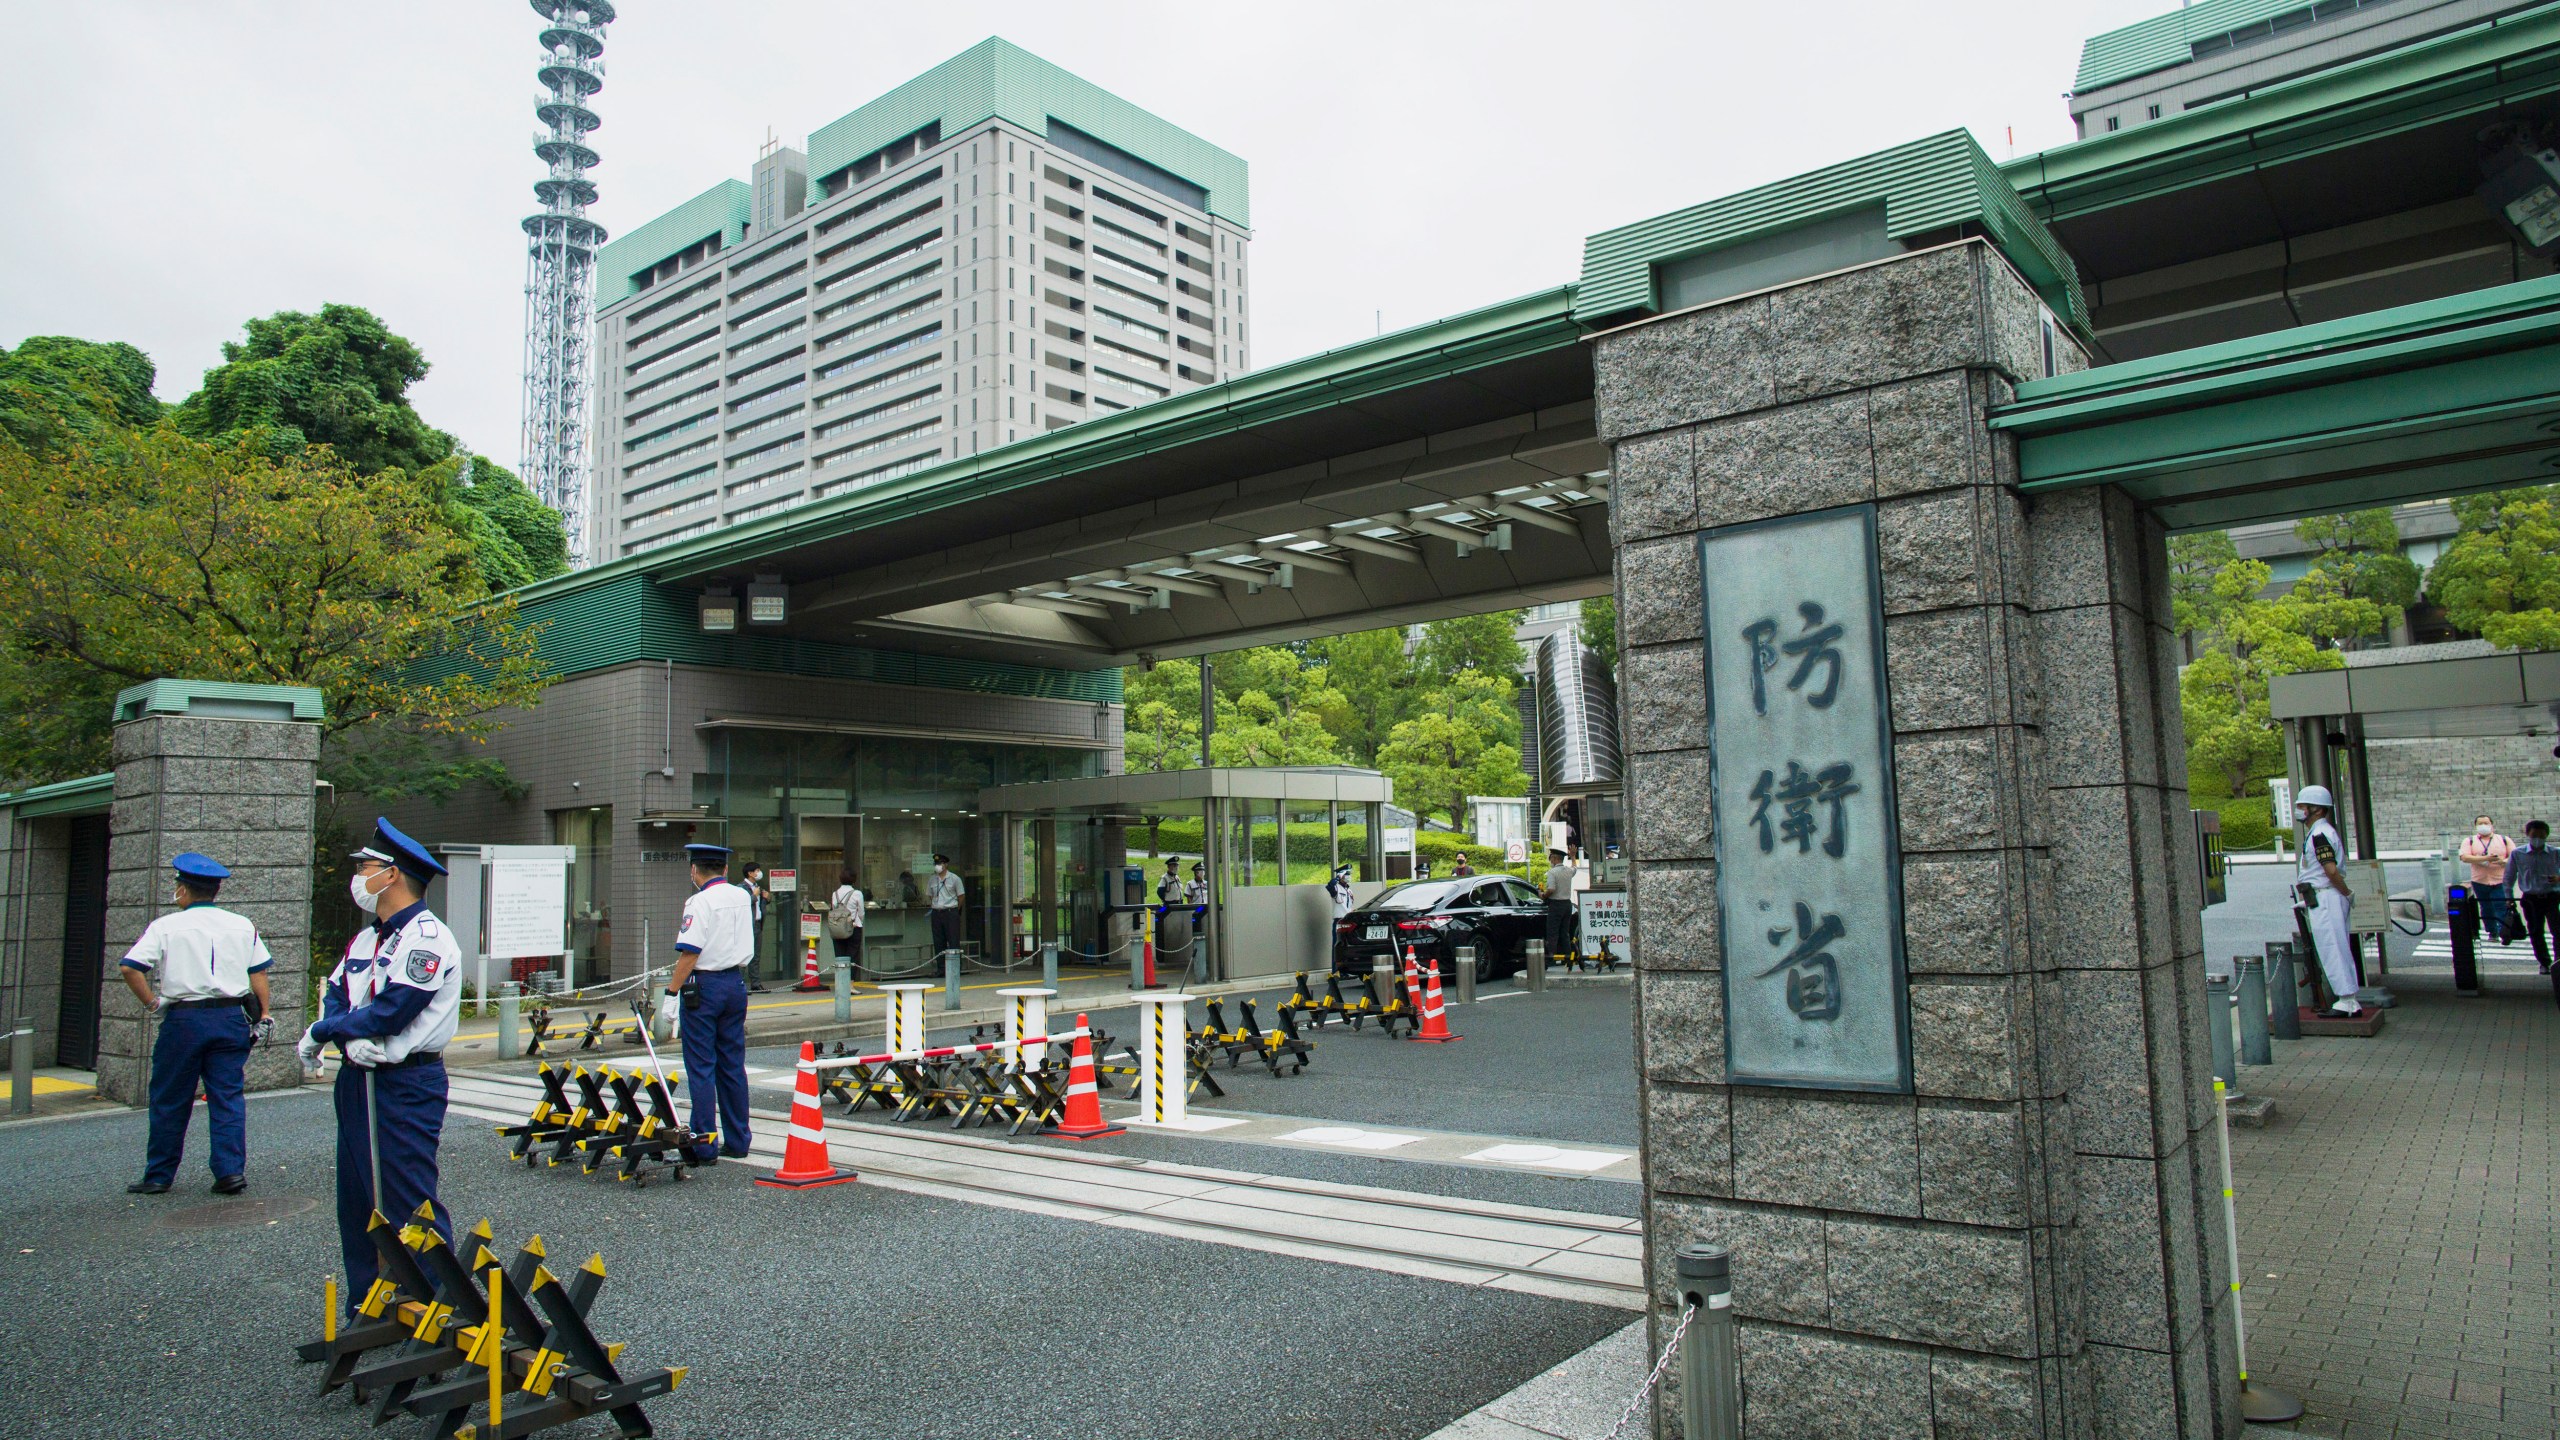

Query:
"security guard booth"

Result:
[[0, 773, 114, 1084], [976, 767, 1393, 984]]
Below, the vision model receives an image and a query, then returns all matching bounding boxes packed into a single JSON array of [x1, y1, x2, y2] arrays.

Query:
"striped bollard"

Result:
[[1130, 993, 1192, 1128], [879, 983, 930, 1057], [1000, 986, 1057, 1069]]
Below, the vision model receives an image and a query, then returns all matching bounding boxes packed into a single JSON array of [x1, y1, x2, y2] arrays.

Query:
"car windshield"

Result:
[[1366, 879, 1470, 911]]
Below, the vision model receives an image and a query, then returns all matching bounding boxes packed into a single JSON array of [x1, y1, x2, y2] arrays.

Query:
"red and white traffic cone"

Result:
[[792, 935, 824, 991], [1413, 949, 1459, 1043], [756, 1042, 856, 1189], [1046, 1015, 1124, 1140]]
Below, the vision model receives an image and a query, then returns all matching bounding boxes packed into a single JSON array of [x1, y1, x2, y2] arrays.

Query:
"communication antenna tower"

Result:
[[520, 0, 615, 567]]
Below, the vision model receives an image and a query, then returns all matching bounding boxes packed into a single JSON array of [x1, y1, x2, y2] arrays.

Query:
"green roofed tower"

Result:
[[588, 38, 1251, 564]]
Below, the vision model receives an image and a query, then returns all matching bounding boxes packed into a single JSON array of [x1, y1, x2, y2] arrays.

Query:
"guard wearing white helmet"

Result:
[[2292, 785, 2365, 1017]]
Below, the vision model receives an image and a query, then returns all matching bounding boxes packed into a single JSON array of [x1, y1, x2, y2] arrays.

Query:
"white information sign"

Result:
[[485, 844, 573, 961], [769, 868, 798, 894], [1701, 505, 1911, 1092], [1577, 889, 1630, 965], [1506, 839, 1530, 865]]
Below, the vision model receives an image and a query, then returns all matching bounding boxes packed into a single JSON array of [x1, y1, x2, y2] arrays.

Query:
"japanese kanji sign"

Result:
[[1700, 505, 1911, 1091]]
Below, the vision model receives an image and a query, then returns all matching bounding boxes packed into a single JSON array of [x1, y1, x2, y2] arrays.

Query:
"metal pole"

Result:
[[2344, 714, 2380, 862], [8, 1020, 31, 1116], [1675, 1243, 1739, 1440], [833, 957, 852, 1023], [2265, 942, 2301, 1039], [944, 947, 962, 1010], [1525, 938, 1546, 992], [1128, 914, 1146, 992], [1041, 940, 1059, 989], [2235, 956, 2273, 1066], [2206, 972, 2236, 1086], [364, 1065, 383, 1223], [1453, 946, 1476, 1005], [498, 983, 521, 1060], [1198, 659, 1215, 770], [2214, 1078, 2305, 1423]]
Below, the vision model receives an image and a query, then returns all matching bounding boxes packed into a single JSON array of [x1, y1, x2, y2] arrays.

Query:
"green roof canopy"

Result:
[[595, 179, 751, 302]]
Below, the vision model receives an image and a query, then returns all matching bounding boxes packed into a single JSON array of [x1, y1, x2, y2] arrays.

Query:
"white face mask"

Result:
[[350, 870, 385, 914], [2478, 825, 2496, 837], [934, 864, 947, 874]]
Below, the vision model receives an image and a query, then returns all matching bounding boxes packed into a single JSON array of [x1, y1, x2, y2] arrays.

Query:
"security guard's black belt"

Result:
[[167, 995, 250, 1009]]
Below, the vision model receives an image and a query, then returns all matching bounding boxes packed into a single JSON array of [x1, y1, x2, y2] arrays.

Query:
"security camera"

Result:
[[571, 781, 581, 790]]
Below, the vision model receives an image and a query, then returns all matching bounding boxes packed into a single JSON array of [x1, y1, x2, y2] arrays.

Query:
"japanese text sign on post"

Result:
[[1700, 505, 1911, 1091]]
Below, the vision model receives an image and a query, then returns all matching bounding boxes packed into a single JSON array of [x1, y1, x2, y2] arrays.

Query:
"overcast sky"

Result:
[[1, 0, 2164, 461]]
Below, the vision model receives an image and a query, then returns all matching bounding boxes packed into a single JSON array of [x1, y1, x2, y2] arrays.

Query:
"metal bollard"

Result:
[[1675, 1243, 1740, 1440], [2265, 942, 2301, 1039], [8, 1019, 33, 1116], [1041, 941, 1059, 990], [2206, 973, 2236, 1086], [497, 984, 521, 1060], [1525, 939, 1547, 992], [2235, 956, 2273, 1066], [1128, 926, 1147, 991], [1453, 946, 1476, 1005], [944, 949, 963, 1010], [833, 958, 852, 1023]]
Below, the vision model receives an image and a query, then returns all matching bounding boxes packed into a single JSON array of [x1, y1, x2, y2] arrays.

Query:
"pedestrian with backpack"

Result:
[[827, 868, 866, 979]]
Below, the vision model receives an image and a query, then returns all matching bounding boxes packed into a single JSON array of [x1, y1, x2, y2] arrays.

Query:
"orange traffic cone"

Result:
[[756, 1042, 856, 1188], [792, 935, 824, 991], [1047, 1014, 1124, 1140], [1413, 948, 1459, 1043]]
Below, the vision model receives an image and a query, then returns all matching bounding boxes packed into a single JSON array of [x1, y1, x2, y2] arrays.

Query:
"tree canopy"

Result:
[[1377, 669, 1524, 830], [174, 303, 452, 475], [0, 336, 163, 453], [2427, 485, 2560, 650]]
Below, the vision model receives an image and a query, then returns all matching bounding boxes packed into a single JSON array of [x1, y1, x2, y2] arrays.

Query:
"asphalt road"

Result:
[[0, 1091, 1630, 1440]]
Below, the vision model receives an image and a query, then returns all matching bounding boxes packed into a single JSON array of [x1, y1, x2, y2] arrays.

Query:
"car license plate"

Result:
[[1364, 925, 1388, 940]]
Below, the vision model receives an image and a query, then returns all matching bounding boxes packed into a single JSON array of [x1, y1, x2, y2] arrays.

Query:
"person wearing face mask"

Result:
[[660, 843, 755, 1164], [2511, 820, 2560, 982], [120, 853, 272, 1196], [2458, 814, 2518, 945], [925, 853, 966, 961], [299, 819, 461, 1301], [2289, 786, 2366, 1018]]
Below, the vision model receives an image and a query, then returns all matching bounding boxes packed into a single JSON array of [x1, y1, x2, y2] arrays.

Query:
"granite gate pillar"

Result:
[[1601, 241, 2236, 1439], [96, 680, 323, 1105]]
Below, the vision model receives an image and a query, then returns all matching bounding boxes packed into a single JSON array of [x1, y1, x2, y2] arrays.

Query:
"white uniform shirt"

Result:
[[2296, 818, 2349, 896], [331, 907, 464, 1064], [830, 884, 866, 928], [679, 878, 756, 970], [926, 869, 964, 910], [123, 904, 272, 1002]]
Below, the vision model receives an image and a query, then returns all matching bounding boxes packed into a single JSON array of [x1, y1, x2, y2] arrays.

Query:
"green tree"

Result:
[[1377, 669, 1524, 830], [1414, 609, 1524, 681], [2427, 485, 2560, 650], [2286, 508, 2419, 645], [442, 453, 569, 591], [2174, 551, 2340, 799], [0, 428, 550, 791], [1579, 594, 1617, 674], [175, 304, 452, 475], [1121, 657, 1204, 773], [1304, 626, 1416, 765], [0, 336, 162, 453]]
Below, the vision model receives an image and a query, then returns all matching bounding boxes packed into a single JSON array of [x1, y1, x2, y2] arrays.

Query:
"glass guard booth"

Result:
[[975, 767, 1395, 985]]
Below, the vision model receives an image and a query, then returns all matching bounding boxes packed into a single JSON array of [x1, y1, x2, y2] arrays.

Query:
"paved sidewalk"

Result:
[[2232, 973, 2559, 1439]]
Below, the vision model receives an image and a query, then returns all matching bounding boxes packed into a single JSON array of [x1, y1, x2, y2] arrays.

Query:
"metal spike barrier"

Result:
[[295, 1203, 685, 1437]]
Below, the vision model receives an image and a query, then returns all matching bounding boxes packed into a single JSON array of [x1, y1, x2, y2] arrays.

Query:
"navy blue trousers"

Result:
[[143, 1004, 252, 1185], [680, 969, 752, 1161], [333, 1058, 448, 1298]]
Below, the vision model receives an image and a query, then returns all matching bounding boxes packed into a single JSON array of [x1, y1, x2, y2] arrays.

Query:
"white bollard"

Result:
[[1000, 986, 1057, 1069], [879, 982, 931, 1057], [1130, 993, 1192, 1128]]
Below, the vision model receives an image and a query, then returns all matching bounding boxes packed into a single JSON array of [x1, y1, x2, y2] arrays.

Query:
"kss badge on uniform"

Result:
[[406, 950, 441, 984]]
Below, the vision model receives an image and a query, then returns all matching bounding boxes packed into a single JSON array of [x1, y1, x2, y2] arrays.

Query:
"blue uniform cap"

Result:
[[170, 852, 230, 882], [685, 843, 731, 865], [350, 817, 447, 883]]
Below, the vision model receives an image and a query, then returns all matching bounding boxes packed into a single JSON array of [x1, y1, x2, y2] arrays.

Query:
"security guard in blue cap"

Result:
[[299, 819, 463, 1297], [120, 852, 273, 1195], [661, 842, 754, 1162]]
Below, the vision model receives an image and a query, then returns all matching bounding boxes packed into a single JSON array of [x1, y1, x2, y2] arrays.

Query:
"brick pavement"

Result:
[[2231, 972, 2559, 1439]]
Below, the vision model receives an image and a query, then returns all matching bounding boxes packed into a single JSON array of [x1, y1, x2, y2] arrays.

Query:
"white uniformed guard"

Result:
[[1326, 864, 1355, 919], [121, 852, 272, 1196], [662, 842, 754, 1162], [2291, 785, 2365, 1017], [299, 818, 462, 1301]]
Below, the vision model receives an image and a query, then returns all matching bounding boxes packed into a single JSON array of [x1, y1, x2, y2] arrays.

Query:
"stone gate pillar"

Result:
[[1601, 241, 2236, 1439], [97, 680, 323, 1105]]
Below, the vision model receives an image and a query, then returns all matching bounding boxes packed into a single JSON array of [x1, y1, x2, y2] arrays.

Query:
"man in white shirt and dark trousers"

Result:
[[926, 853, 965, 962], [661, 843, 755, 1163], [121, 852, 272, 1196], [2291, 786, 2366, 1017]]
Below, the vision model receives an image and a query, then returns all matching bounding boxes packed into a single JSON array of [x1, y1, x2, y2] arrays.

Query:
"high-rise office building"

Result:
[[589, 38, 1253, 560]]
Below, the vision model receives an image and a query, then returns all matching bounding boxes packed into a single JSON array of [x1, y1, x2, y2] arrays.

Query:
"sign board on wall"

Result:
[[1577, 888, 1630, 964], [769, 868, 797, 894], [1506, 839, 1530, 865], [1700, 505, 1911, 1092], [485, 845, 574, 961]]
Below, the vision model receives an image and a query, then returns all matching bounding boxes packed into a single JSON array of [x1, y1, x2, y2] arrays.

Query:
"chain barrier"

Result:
[[1600, 1303, 1701, 1440]]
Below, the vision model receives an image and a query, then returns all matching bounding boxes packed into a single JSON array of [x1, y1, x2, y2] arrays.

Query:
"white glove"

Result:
[[297, 1025, 325, 1070], [344, 1037, 389, 1068], [657, 992, 681, 1029]]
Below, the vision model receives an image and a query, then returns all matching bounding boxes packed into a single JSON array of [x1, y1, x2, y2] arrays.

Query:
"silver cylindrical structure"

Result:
[[1534, 631, 1623, 796]]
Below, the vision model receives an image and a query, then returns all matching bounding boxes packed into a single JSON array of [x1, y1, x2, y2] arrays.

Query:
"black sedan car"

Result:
[[1331, 875, 1550, 983]]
